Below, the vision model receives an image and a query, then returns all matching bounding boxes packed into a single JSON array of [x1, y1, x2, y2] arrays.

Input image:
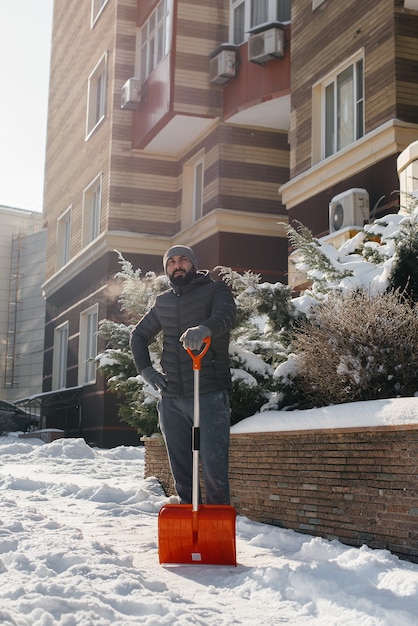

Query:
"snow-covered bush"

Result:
[[289, 289, 418, 407], [389, 208, 418, 302], [275, 200, 418, 407], [96, 253, 168, 436], [215, 266, 304, 421]]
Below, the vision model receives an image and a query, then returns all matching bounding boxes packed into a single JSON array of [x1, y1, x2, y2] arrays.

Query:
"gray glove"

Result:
[[141, 366, 167, 391], [180, 325, 211, 351]]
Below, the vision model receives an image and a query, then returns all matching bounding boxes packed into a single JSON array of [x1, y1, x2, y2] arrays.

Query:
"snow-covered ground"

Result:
[[1, 398, 418, 625]]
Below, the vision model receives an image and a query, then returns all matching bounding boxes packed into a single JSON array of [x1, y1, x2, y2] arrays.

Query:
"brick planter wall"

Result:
[[144, 435, 176, 496], [143, 424, 418, 563]]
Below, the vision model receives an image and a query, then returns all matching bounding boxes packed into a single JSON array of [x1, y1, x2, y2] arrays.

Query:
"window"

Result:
[[139, 0, 171, 82], [79, 305, 98, 385], [181, 151, 205, 228], [83, 174, 102, 246], [91, 0, 109, 27], [86, 53, 107, 138], [56, 207, 71, 269], [193, 159, 204, 222], [231, 0, 291, 44], [324, 57, 364, 158], [52, 322, 68, 390]]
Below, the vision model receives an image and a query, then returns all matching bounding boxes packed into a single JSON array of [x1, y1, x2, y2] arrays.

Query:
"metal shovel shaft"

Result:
[[192, 367, 200, 514]]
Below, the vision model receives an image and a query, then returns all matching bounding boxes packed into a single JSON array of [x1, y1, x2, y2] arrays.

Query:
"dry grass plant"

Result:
[[292, 290, 418, 407]]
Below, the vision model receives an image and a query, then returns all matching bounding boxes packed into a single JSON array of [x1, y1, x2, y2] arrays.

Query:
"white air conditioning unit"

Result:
[[329, 188, 370, 233], [121, 77, 142, 110], [209, 50, 236, 85], [248, 27, 284, 64]]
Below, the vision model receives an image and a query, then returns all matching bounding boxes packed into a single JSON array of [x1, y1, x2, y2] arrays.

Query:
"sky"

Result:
[[0, 0, 54, 213], [1, 399, 418, 625]]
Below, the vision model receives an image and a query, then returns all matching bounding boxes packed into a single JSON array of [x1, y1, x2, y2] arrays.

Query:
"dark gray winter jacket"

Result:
[[130, 271, 236, 397]]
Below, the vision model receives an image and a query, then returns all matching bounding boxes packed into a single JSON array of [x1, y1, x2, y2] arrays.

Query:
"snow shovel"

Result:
[[158, 336, 236, 566]]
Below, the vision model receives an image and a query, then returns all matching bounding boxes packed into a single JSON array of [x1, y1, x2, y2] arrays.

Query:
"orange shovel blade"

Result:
[[158, 504, 237, 565]]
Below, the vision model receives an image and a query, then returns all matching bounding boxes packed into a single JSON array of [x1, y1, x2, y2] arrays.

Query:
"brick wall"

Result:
[[144, 424, 418, 563]]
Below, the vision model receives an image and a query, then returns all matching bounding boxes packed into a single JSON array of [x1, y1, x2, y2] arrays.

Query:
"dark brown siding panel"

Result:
[[218, 196, 285, 216], [219, 232, 288, 283], [108, 217, 176, 236], [111, 155, 178, 176], [109, 187, 175, 206], [174, 86, 223, 109], [176, 19, 226, 41], [220, 161, 286, 184]]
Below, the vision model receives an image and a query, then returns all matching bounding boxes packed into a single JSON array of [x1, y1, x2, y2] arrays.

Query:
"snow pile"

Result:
[[232, 397, 418, 433], [1, 428, 418, 625]]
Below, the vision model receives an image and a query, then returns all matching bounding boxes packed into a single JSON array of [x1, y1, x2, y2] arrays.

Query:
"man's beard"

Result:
[[169, 268, 195, 286]]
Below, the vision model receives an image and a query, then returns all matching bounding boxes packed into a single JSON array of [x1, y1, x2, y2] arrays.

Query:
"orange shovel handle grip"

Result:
[[186, 336, 211, 370]]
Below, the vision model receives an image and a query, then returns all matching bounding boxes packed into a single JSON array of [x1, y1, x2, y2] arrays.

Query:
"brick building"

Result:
[[40, 0, 418, 446]]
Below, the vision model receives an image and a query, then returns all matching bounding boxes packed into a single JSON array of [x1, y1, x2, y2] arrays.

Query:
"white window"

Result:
[[231, 0, 291, 44], [56, 207, 71, 269], [139, 0, 171, 82], [83, 174, 102, 246], [52, 322, 68, 390], [181, 151, 205, 228], [91, 0, 109, 27], [193, 159, 204, 222], [86, 53, 107, 138], [91, 0, 108, 28], [324, 57, 364, 158], [79, 305, 98, 385]]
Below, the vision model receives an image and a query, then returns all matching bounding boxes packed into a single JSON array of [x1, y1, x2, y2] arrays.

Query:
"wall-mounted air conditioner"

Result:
[[329, 188, 370, 233], [121, 77, 143, 110], [209, 49, 237, 85], [248, 27, 284, 64]]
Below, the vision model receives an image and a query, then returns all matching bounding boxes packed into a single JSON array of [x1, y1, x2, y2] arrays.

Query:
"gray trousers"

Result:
[[158, 390, 231, 505]]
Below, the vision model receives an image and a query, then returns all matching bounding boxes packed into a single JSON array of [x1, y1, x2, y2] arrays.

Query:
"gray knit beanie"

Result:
[[163, 245, 198, 274]]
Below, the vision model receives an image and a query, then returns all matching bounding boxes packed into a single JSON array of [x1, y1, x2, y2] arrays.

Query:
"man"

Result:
[[130, 245, 236, 505]]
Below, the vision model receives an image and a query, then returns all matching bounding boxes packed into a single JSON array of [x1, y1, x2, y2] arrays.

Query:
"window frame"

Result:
[[52, 322, 69, 390], [312, 51, 365, 164], [82, 174, 102, 246], [230, 0, 291, 44], [86, 53, 107, 139], [193, 158, 204, 222], [91, 0, 109, 28], [322, 55, 364, 159], [56, 207, 72, 270], [181, 150, 205, 229], [78, 304, 99, 386], [138, 0, 172, 83]]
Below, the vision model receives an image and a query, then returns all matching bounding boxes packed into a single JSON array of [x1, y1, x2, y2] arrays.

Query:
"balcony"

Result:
[[130, 24, 291, 154], [222, 23, 291, 131], [131, 50, 222, 154]]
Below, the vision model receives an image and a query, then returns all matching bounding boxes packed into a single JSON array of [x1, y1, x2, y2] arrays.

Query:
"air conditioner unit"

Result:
[[209, 50, 236, 85], [248, 27, 284, 64], [329, 188, 370, 233], [121, 77, 142, 110]]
